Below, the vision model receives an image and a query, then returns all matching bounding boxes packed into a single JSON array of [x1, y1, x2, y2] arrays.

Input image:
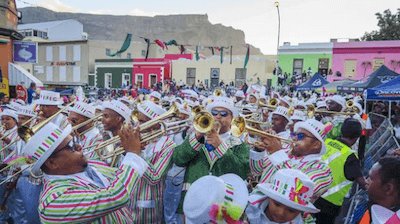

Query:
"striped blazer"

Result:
[[39, 160, 142, 224]]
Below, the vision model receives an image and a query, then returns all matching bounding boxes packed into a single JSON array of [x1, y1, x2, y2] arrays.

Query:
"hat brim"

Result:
[[271, 111, 290, 122], [206, 101, 238, 117], [68, 107, 94, 119], [259, 183, 320, 213], [294, 121, 326, 154], [35, 99, 63, 106], [30, 124, 72, 174]]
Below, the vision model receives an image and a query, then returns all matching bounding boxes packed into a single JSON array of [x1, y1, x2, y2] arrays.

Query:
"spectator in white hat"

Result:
[[183, 174, 248, 224], [68, 101, 103, 160], [246, 169, 320, 223], [250, 119, 333, 200], [35, 90, 69, 129]]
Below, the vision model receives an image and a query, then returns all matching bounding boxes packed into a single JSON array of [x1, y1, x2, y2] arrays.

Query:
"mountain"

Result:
[[19, 7, 263, 55]]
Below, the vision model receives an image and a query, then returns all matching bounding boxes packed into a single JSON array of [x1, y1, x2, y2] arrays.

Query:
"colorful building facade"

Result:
[[95, 54, 192, 89], [278, 42, 333, 83], [329, 40, 400, 82], [0, 0, 22, 95]]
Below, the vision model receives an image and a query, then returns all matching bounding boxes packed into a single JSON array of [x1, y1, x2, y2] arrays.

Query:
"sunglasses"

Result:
[[293, 132, 317, 141], [51, 138, 79, 157], [211, 109, 230, 117]]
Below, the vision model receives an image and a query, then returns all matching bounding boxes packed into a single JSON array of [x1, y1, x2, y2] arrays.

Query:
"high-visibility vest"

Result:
[[322, 138, 356, 206]]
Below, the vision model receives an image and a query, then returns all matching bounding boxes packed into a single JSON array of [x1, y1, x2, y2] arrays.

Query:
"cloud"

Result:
[[37, 0, 77, 12]]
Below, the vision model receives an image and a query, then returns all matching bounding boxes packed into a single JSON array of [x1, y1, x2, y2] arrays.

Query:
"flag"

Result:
[[244, 44, 250, 69], [106, 33, 132, 57]]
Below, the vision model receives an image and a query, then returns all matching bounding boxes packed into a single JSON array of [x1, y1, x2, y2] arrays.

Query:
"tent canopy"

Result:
[[366, 75, 400, 101], [316, 79, 355, 93], [338, 65, 400, 93], [296, 73, 329, 91]]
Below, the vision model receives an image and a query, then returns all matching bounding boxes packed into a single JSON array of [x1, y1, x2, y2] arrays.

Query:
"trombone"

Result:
[[87, 103, 180, 164], [231, 117, 292, 144], [72, 114, 103, 131], [0, 101, 77, 185], [258, 98, 278, 110]]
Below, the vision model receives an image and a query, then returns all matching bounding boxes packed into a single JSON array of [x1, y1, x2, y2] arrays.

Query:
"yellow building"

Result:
[[171, 55, 276, 88]]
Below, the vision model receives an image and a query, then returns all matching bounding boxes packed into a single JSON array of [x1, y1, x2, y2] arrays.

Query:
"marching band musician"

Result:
[[35, 90, 70, 130], [68, 101, 103, 160], [0, 109, 25, 223], [173, 96, 250, 217], [128, 100, 176, 223], [270, 106, 292, 140], [101, 100, 132, 164], [249, 119, 332, 200], [23, 122, 147, 223], [234, 90, 246, 107]]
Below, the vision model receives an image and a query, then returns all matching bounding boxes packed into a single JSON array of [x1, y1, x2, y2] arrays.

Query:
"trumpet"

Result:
[[193, 111, 215, 134], [231, 117, 292, 144], [258, 98, 278, 110], [213, 88, 225, 97]]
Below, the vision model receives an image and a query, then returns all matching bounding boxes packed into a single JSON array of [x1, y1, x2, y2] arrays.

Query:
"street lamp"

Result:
[[274, 1, 281, 86]]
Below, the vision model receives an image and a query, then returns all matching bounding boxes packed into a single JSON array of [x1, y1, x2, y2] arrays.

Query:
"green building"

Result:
[[94, 59, 133, 88], [277, 42, 333, 83]]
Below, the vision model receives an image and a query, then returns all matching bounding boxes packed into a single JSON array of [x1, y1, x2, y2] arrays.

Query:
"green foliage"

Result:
[[362, 9, 400, 41]]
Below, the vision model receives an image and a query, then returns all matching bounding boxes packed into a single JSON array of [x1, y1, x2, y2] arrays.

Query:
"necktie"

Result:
[[85, 166, 105, 188]]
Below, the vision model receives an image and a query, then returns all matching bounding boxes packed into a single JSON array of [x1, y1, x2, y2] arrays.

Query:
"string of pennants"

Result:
[[106, 33, 251, 68]]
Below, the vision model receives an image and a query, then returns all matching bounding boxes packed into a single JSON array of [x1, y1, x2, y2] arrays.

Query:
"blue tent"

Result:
[[296, 73, 329, 91], [338, 65, 400, 93], [366, 75, 400, 101]]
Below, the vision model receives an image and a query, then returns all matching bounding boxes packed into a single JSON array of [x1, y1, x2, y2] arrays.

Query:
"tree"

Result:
[[362, 9, 400, 41]]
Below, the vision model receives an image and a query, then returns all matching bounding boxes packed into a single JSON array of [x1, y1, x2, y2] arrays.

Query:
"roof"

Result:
[[334, 40, 400, 49], [18, 19, 81, 32]]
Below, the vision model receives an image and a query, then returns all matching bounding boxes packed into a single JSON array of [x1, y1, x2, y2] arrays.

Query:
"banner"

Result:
[[13, 41, 38, 63]]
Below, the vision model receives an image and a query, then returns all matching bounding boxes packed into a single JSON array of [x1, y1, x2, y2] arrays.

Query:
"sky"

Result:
[[17, 0, 400, 54]]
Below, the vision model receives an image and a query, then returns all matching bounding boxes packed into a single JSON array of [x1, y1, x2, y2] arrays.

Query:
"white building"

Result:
[[18, 19, 85, 42]]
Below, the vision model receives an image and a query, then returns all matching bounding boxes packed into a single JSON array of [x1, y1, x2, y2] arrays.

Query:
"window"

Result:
[[73, 45, 81, 61], [186, 68, 196, 86], [122, 73, 130, 87], [105, 73, 112, 89], [150, 74, 157, 87], [344, 60, 356, 78], [292, 59, 303, 76], [136, 74, 143, 88], [46, 46, 53, 62], [59, 66, 66, 81], [73, 66, 81, 82], [235, 68, 247, 87], [59, 46, 66, 61], [106, 49, 111, 56], [127, 53, 132, 59], [46, 66, 53, 81], [33, 30, 38, 37], [374, 58, 385, 71], [141, 50, 146, 57]]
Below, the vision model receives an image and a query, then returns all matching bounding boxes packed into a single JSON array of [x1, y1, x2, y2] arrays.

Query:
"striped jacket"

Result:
[[129, 136, 176, 223], [39, 156, 147, 224], [250, 149, 332, 199]]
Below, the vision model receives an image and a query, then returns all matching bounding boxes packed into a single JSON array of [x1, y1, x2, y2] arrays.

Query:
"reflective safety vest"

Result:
[[321, 138, 356, 206]]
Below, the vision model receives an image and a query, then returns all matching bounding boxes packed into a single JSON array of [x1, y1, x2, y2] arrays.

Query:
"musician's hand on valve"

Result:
[[119, 124, 141, 155], [206, 128, 222, 148]]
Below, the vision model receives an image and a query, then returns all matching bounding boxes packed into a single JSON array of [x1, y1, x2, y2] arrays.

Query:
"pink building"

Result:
[[132, 54, 192, 88], [329, 40, 400, 82]]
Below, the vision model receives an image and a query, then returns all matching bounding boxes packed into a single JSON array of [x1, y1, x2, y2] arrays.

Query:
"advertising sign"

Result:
[[16, 84, 27, 102], [13, 41, 38, 63]]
